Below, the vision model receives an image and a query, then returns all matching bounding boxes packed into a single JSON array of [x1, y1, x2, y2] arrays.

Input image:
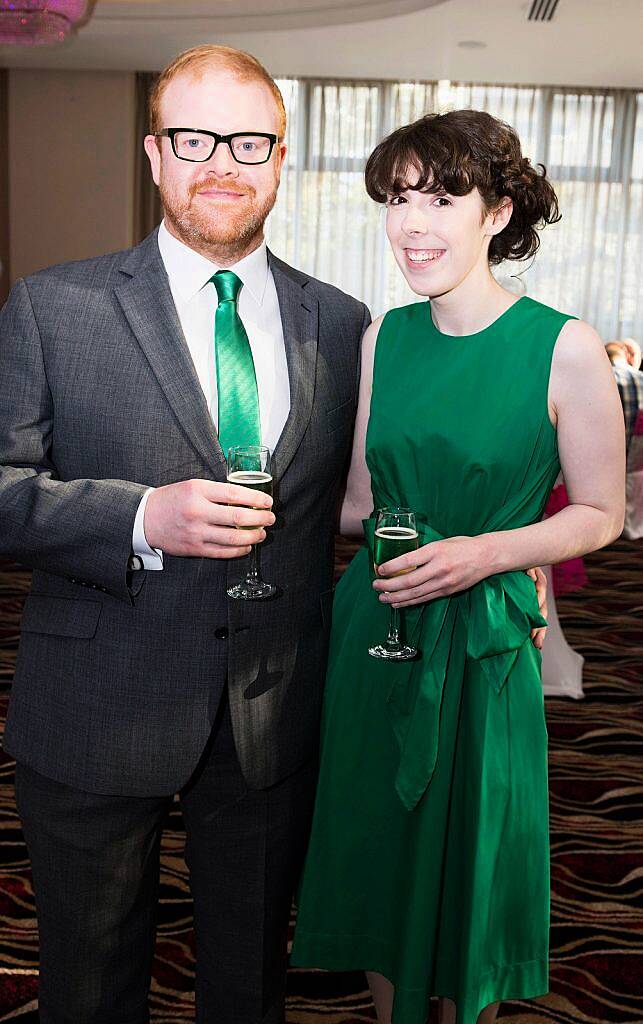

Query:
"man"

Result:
[[0, 45, 368, 1023]]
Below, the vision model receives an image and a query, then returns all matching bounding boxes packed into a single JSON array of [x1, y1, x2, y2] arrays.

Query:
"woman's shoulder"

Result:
[[516, 297, 604, 359], [550, 317, 607, 372], [375, 300, 428, 338], [362, 300, 426, 349], [515, 295, 577, 329]]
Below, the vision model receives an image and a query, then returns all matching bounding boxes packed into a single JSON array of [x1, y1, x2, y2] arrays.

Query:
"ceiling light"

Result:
[[0, 1, 97, 46]]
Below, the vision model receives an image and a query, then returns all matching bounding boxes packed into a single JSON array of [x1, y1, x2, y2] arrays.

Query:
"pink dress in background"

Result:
[[544, 483, 588, 595]]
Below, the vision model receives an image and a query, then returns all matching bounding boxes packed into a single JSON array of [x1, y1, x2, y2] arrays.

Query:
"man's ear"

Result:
[[489, 198, 513, 236], [143, 135, 162, 187]]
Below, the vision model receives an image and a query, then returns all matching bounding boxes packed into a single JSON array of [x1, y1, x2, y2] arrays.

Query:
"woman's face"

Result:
[[385, 173, 498, 298]]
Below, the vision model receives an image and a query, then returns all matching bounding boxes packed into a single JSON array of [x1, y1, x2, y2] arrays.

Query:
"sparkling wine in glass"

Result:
[[369, 507, 419, 660], [226, 445, 276, 600]]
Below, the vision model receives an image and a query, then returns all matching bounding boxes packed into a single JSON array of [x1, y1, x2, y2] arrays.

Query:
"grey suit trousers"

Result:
[[15, 692, 317, 1024]]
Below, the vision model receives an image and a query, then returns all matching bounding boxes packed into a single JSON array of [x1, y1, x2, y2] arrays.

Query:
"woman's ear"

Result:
[[488, 198, 513, 236]]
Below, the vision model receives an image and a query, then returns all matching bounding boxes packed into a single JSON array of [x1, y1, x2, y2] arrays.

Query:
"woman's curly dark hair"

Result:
[[364, 109, 561, 264]]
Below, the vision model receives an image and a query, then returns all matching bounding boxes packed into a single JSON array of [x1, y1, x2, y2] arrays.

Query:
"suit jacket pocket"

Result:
[[20, 595, 102, 639]]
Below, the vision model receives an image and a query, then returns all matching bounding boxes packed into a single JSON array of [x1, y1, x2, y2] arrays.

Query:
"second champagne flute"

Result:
[[369, 507, 419, 660], [226, 445, 276, 600]]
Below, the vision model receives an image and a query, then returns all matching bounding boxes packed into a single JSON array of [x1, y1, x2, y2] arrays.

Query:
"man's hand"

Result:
[[144, 479, 275, 559], [526, 566, 548, 650]]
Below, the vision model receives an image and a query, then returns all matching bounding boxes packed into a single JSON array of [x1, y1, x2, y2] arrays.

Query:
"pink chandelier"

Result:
[[0, 1, 97, 45]]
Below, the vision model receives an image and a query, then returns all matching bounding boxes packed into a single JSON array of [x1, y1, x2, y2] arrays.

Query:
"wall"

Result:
[[8, 69, 136, 282]]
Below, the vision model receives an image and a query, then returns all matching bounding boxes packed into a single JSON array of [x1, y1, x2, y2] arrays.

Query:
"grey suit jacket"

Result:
[[0, 228, 370, 796]]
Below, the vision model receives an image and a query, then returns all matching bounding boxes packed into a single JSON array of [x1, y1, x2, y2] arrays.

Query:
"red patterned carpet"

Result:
[[0, 538, 641, 1022]]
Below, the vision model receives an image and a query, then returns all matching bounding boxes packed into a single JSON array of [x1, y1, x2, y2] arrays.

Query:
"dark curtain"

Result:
[[133, 72, 162, 245]]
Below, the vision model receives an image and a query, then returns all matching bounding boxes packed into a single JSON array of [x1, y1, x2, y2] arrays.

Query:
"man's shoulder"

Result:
[[21, 230, 159, 295], [268, 252, 368, 320]]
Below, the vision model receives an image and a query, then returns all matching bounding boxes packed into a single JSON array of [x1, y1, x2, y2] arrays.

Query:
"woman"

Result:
[[290, 110, 625, 1024]]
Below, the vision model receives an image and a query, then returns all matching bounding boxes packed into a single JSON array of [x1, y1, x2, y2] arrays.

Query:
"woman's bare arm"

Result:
[[373, 319, 625, 605], [338, 316, 383, 538], [482, 318, 625, 571]]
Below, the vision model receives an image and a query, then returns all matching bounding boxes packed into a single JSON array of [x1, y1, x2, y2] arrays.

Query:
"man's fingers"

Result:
[[202, 502, 275, 530], [206, 526, 267, 548], [185, 479, 272, 509], [202, 544, 253, 559], [531, 625, 547, 650], [534, 567, 548, 618], [218, 481, 273, 509]]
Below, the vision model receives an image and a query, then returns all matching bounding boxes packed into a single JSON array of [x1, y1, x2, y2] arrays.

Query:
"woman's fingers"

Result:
[[374, 566, 431, 593], [379, 577, 449, 606], [376, 541, 435, 580]]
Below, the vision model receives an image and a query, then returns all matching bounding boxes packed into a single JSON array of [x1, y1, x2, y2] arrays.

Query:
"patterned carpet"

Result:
[[0, 537, 641, 1023]]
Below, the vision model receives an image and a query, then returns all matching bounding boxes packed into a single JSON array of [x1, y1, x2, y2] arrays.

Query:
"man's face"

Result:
[[144, 69, 286, 262]]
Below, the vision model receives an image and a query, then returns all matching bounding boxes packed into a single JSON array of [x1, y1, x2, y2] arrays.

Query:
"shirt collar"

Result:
[[157, 219, 269, 306]]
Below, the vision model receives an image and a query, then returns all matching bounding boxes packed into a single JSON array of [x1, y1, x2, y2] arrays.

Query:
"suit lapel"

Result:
[[269, 253, 319, 482], [114, 231, 226, 478]]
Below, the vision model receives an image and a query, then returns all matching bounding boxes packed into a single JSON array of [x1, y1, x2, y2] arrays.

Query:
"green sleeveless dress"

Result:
[[291, 296, 575, 1023]]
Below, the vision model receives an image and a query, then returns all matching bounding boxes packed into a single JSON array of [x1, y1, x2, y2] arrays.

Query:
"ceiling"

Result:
[[1, 0, 642, 88]]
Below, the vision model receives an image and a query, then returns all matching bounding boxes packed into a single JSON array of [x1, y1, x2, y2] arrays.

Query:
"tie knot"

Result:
[[212, 270, 243, 305]]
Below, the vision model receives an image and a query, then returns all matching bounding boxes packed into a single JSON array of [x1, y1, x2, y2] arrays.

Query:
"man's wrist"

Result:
[[132, 488, 164, 570]]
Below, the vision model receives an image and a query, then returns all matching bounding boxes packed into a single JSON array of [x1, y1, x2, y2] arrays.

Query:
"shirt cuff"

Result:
[[132, 488, 164, 570]]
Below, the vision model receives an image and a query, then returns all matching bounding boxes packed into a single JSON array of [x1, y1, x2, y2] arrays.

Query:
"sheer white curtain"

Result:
[[268, 79, 438, 311], [266, 79, 643, 338]]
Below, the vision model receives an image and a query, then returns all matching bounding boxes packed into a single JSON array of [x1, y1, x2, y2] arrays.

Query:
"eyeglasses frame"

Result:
[[154, 128, 280, 165]]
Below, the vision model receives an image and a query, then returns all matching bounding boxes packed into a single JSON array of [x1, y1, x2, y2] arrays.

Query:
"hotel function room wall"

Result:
[[8, 69, 137, 283]]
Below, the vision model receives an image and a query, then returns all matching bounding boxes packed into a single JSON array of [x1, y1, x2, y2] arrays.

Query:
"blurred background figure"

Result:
[[606, 340, 643, 538], [607, 337, 642, 371]]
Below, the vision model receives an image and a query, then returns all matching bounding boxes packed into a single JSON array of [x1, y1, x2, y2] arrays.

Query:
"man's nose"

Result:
[[207, 141, 239, 176]]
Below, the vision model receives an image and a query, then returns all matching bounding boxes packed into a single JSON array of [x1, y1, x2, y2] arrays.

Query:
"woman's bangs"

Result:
[[366, 120, 475, 202]]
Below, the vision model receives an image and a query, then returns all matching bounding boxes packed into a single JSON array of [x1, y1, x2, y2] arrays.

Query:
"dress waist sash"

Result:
[[362, 516, 546, 811]]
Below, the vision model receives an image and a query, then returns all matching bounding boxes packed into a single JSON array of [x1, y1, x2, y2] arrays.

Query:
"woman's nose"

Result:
[[401, 210, 428, 236]]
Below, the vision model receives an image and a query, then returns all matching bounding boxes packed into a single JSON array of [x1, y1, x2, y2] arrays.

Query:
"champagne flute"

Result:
[[226, 445, 276, 600], [368, 507, 419, 660]]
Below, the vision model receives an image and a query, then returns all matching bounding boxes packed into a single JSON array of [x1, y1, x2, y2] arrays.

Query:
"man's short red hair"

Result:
[[149, 44, 286, 140]]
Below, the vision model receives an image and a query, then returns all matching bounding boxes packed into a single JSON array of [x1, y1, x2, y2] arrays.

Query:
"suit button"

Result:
[[214, 626, 229, 640]]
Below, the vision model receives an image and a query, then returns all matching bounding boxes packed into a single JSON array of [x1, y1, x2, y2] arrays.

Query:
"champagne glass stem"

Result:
[[245, 544, 260, 584], [386, 605, 401, 648]]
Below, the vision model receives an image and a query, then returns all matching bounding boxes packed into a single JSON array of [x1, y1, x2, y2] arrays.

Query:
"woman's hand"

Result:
[[373, 535, 490, 607], [374, 540, 549, 651]]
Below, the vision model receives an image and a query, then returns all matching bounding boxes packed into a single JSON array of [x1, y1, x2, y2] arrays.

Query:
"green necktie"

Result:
[[212, 270, 261, 457]]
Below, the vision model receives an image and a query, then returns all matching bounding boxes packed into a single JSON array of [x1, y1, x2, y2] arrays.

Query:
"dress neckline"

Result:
[[426, 295, 528, 340]]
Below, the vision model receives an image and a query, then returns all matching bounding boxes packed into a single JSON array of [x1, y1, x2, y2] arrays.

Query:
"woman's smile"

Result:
[[403, 247, 447, 268]]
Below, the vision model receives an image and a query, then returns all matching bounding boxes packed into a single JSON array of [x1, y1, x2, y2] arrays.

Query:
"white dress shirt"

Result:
[[132, 220, 290, 569]]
